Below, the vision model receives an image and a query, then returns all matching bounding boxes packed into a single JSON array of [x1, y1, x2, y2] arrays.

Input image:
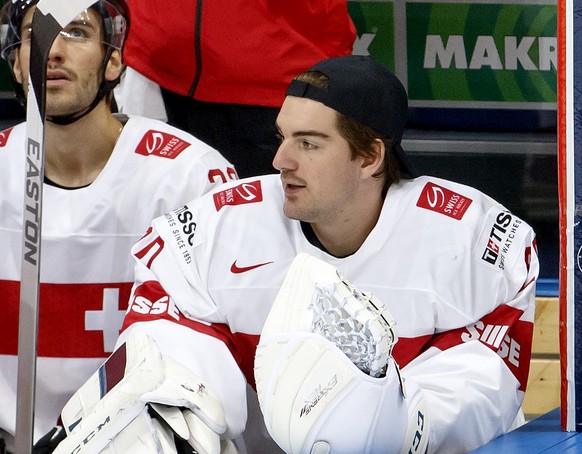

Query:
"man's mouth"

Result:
[[46, 69, 71, 82], [281, 178, 305, 195]]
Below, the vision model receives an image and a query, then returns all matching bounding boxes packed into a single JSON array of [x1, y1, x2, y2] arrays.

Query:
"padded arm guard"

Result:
[[254, 253, 430, 453], [53, 333, 232, 454]]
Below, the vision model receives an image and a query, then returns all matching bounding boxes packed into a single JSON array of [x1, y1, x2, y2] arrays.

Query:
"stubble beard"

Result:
[[283, 199, 318, 224], [45, 70, 100, 118]]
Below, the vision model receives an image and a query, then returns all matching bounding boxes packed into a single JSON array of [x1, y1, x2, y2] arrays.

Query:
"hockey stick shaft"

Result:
[[15, 1, 98, 452]]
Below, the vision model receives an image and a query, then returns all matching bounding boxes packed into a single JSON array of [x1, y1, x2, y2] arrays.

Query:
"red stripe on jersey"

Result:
[[392, 335, 433, 368], [125, 281, 535, 391], [134, 233, 165, 269], [123, 283, 434, 387], [123, 280, 259, 386], [425, 304, 532, 391], [0, 280, 132, 357], [519, 244, 537, 292]]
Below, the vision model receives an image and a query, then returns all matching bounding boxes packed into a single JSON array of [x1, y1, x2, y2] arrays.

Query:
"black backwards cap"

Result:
[[286, 55, 414, 178]]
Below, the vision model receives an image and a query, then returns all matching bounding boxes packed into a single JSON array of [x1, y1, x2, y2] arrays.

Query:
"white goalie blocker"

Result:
[[53, 333, 235, 454], [255, 253, 430, 454]]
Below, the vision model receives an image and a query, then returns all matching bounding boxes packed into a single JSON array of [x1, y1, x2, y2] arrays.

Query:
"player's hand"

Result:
[[53, 333, 233, 454], [32, 426, 66, 454]]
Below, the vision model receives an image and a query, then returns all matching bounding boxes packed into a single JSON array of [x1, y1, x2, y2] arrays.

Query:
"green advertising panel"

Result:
[[407, 2, 556, 107], [348, 0, 557, 109], [348, 1, 395, 69]]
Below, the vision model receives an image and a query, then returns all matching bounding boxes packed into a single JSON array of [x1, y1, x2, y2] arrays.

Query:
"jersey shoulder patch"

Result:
[[416, 181, 473, 220], [478, 209, 528, 270], [213, 180, 264, 211], [0, 127, 15, 148], [135, 130, 190, 159]]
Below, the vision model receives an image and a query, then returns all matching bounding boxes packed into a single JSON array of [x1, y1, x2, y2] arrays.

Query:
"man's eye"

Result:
[[71, 29, 86, 38], [61, 27, 89, 40], [275, 132, 284, 144], [301, 140, 317, 150]]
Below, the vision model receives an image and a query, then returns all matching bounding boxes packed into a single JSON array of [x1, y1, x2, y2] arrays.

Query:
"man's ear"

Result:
[[360, 138, 385, 177], [104, 49, 123, 82], [12, 51, 24, 85]]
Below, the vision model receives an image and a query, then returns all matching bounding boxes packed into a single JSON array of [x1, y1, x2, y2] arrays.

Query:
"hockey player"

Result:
[[0, 0, 236, 450], [55, 55, 538, 453]]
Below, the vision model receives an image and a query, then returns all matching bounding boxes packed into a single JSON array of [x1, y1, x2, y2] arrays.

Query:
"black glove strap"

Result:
[[32, 426, 66, 454]]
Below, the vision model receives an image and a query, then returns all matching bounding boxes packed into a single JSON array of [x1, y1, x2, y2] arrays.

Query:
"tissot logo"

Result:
[[135, 130, 190, 159], [481, 211, 516, 269], [213, 180, 263, 211]]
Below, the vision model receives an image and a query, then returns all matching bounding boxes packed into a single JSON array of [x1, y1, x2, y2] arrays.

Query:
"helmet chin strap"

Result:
[[46, 86, 107, 125]]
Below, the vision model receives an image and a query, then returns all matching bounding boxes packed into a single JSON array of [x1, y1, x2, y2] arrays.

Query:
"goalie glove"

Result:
[[53, 333, 234, 454], [255, 253, 429, 454]]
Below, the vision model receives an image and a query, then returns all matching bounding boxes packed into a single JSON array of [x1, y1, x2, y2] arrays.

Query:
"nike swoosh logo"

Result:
[[230, 260, 273, 274]]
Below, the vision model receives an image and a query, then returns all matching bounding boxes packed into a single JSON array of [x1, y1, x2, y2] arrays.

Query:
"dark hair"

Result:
[[0, 0, 129, 121], [295, 71, 401, 197]]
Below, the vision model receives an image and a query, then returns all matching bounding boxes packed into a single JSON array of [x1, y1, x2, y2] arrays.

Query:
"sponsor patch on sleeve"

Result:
[[0, 127, 13, 147], [416, 182, 473, 220], [213, 180, 263, 211], [478, 209, 526, 270], [161, 205, 198, 265], [135, 130, 190, 159]]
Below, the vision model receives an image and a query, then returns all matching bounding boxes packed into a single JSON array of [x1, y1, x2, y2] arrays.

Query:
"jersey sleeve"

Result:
[[400, 214, 539, 452], [116, 197, 249, 438], [123, 116, 238, 212], [180, 142, 238, 196]]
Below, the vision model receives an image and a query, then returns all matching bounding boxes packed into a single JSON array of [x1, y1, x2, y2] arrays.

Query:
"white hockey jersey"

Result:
[[0, 116, 236, 442], [121, 174, 539, 453]]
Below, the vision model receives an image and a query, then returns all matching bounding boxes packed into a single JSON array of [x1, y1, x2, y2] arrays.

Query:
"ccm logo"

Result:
[[129, 295, 180, 321], [67, 415, 111, 454], [408, 410, 426, 454]]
